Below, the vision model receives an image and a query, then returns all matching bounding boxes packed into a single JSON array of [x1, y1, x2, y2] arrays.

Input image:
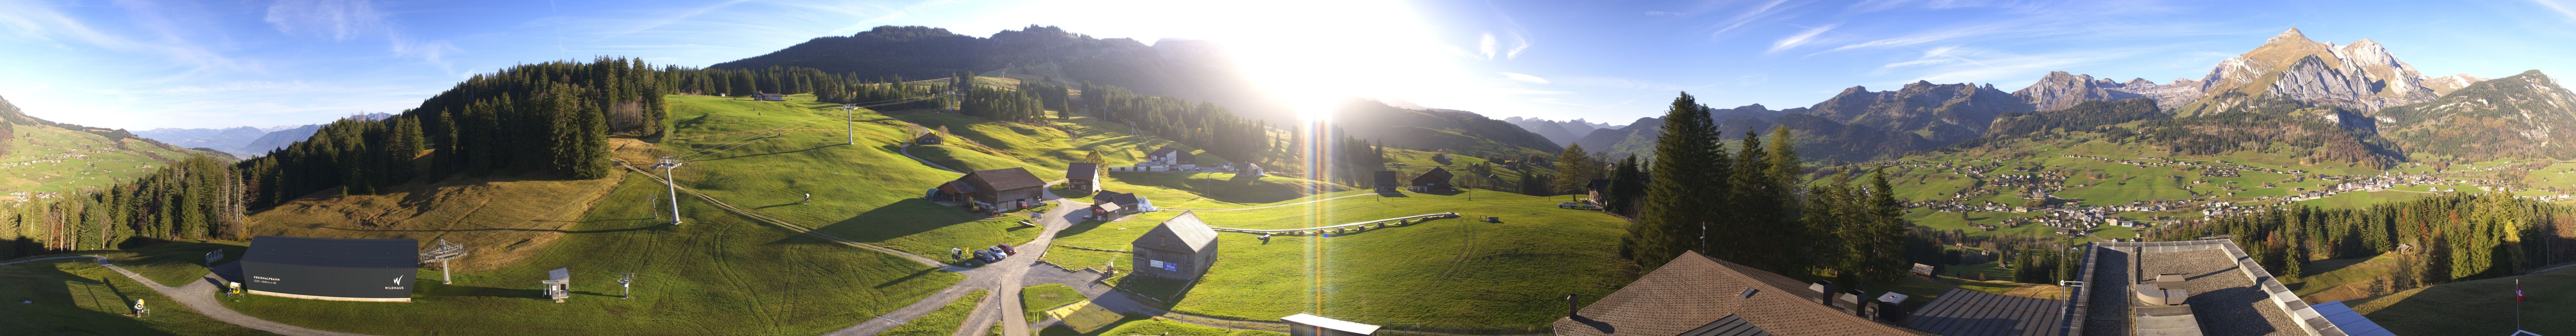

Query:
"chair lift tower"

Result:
[[842, 103, 859, 145], [654, 157, 684, 225], [618, 273, 635, 299], [418, 239, 469, 284]]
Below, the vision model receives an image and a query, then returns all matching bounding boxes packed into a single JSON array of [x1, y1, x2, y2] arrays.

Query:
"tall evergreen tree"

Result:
[[1623, 92, 1728, 269]]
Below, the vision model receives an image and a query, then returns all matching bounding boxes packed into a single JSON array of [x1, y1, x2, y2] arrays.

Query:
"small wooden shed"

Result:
[[1066, 162, 1099, 194]]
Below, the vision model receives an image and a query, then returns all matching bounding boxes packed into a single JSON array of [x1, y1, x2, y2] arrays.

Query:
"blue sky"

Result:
[[3, 0, 2574, 130]]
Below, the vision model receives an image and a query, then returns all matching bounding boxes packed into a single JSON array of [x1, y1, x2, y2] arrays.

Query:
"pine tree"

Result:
[[1625, 92, 1729, 269], [1552, 143, 1593, 196]]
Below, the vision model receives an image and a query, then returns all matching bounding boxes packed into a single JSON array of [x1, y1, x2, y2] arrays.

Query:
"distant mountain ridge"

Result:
[[1334, 100, 1562, 159], [1570, 82, 1999, 162], [1502, 116, 1617, 147], [134, 112, 392, 157], [2016, 28, 2485, 115], [2375, 70, 2576, 161], [712, 25, 1275, 118]]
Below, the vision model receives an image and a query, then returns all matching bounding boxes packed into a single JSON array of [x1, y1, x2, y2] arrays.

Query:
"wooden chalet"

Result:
[[939, 167, 1047, 211], [1066, 162, 1099, 194], [1373, 171, 1400, 193], [915, 132, 943, 145], [1411, 168, 1456, 193], [1131, 211, 1220, 280]]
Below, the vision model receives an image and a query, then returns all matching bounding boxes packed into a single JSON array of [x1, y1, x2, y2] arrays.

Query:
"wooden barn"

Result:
[[1131, 211, 1219, 280], [939, 167, 1046, 211], [1410, 168, 1455, 193], [752, 93, 786, 101], [1374, 171, 1400, 193], [1065, 162, 1099, 194], [915, 132, 943, 145]]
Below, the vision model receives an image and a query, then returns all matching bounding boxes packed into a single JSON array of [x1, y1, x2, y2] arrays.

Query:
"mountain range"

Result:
[[712, 25, 1278, 120], [1545, 28, 2575, 165], [133, 113, 392, 157]]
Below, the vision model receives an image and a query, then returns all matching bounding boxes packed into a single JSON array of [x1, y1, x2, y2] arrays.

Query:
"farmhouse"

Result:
[[1065, 162, 1099, 194], [915, 132, 943, 145], [752, 93, 785, 101], [1411, 168, 1455, 193], [1555, 250, 1918, 336], [1586, 178, 1610, 204], [1142, 146, 1197, 170], [240, 236, 420, 302], [939, 167, 1047, 211], [1086, 201, 1126, 221], [1373, 171, 1400, 193], [1094, 190, 1152, 213], [1131, 211, 1219, 280]]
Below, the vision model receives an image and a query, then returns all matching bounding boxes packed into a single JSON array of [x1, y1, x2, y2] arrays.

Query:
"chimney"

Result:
[[2133, 246, 2144, 284], [1810, 282, 1837, 306]]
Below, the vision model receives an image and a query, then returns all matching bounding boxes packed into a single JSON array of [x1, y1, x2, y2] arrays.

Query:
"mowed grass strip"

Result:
[[0, 259, 268, 336], [218, 174, 962, 335], [1043, 190, 1632, 332], [885, 290, 988, 336], [1037, 316, 1285, 336], [1021, 284, 1083, 323]]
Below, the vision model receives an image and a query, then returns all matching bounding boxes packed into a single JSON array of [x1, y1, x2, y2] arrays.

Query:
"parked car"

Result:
[[997, 243, 1016, 255], [1557, 202, 1601, 210], [972, 250, 997, 263], [987, 246, 1010, 259]]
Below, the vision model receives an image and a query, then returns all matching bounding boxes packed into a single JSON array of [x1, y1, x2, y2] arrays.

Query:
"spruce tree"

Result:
[[1626, 92, 1727, 269]]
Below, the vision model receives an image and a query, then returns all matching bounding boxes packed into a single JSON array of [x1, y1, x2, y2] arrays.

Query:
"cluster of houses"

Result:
[[1373, 168, 1455, 193]]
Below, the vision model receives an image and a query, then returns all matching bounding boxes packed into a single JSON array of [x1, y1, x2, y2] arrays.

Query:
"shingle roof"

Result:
[[1134, 211, 1218, 253], [1555, 251, 1914, 336], [1067, 163, 1099, 180], [1901, 288, 2068, 336], [1414, 167, 1454, 185], [243, 236, 420, 269], [1097, 191, 1139, 208], [1680, 314, 1775, 336], [961, 167, 1046, 191]]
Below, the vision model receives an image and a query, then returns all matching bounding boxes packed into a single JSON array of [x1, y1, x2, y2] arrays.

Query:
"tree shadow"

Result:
[[790, 199, 979, 246], [690, 143, 850, 162], [1054, 220, 1112, 239], [316, 222, 671, 235], [0, 261, 187, 336], [416, 281, 546, 299], [874, 267, 947, 289]]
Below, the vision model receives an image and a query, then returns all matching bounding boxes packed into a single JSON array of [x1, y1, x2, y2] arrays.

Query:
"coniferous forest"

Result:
[[1, 57, 666, 258], [1616, 92, 1916, 290], [2152, 193, 2572, 290]]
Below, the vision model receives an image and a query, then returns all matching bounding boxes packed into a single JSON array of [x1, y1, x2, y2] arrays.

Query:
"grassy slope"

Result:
[[96, 240, 248, 287], [2347, 268, 2574, 335], [2286, 254, 2400, 303], [886, 290, 989, 336], [1021, 283, 1082, 322], [218, 173, 961, 335], [1042, 190, 1632, 332], [890, 110, 1346, 209], [0, 258, 268, 336], [245, 171, 631, 271], [0, 125, 215, 199], [660, 94, 1038, 258], [1038, 316, 1287, 336]]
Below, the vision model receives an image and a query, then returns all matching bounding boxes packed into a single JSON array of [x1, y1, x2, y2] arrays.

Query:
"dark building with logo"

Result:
[[1131, 211, 1219, 280], [241, 236, 419, 302]]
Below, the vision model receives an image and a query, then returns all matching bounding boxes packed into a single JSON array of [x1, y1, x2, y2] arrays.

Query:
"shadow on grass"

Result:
[[0, 261, 190, 336], [417, 281, 545, 299], [875, 267, 947, 289], [316, 222, 671, 235], [804, 199, 979, 243], [690, 143, 850, 162]]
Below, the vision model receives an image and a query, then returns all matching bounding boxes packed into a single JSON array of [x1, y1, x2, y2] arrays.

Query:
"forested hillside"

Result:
[[1, 57, 669, 259], [709, 25, 1272, 118], [2159, 193, 2574, 291]]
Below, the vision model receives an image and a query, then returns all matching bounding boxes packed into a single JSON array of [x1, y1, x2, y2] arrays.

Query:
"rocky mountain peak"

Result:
[[2425, 73, 2491, 95], [2268, 28, 2310, 44]]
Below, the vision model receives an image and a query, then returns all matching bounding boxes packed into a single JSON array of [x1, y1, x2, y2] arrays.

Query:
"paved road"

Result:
[[2, 255, 379, 336]]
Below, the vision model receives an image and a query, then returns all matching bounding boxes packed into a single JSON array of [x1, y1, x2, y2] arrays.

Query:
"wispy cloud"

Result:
[[1706, 0, 1800, 37], [1769, 23, 1840, 53], [0, 0, 252, 74], [1877, 45, 2144, 85], [264, 0, 385, 40], [1500, 72, 1549, 84], [2530, 0, 2576, 21]]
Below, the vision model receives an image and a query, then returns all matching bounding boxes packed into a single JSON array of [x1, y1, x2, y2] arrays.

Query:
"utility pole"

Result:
[[655, 158, 685, 225]]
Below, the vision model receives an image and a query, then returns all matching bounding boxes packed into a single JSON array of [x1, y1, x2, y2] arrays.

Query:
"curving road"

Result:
[[0, 255, 380, 336]]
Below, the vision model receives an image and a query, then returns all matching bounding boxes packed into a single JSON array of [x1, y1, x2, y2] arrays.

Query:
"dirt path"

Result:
[[4, 256, 382, 336]]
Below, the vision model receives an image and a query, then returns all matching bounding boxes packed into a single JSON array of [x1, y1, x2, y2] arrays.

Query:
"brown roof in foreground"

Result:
[[1555, 251, 1915, 336]]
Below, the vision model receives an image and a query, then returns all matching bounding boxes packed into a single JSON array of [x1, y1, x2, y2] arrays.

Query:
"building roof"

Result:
[[1911, 263, 1936, 275], [959, 167, 1046, 192], [1414, 167, 1454, 185], [242, 236, 420, 269], [1374, 171, 1400, 187], [1097, 191, 1140, 208], [1066, 162, 1099, 180], [1679, 314, 1775, 336], [1901, 288, 2068, 336], [1588, 178, 1610, 191], [1090, 201, 1123, 213], [1281, 313, 1381, 335], [2082, 240, 2328, 336], [1554, 251, 1915, 336], [547, 268, 570, 281], [1150, 146, 1183, 157], [2310, 301, 2396, 336], [1134, 211, 1219, 253]]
